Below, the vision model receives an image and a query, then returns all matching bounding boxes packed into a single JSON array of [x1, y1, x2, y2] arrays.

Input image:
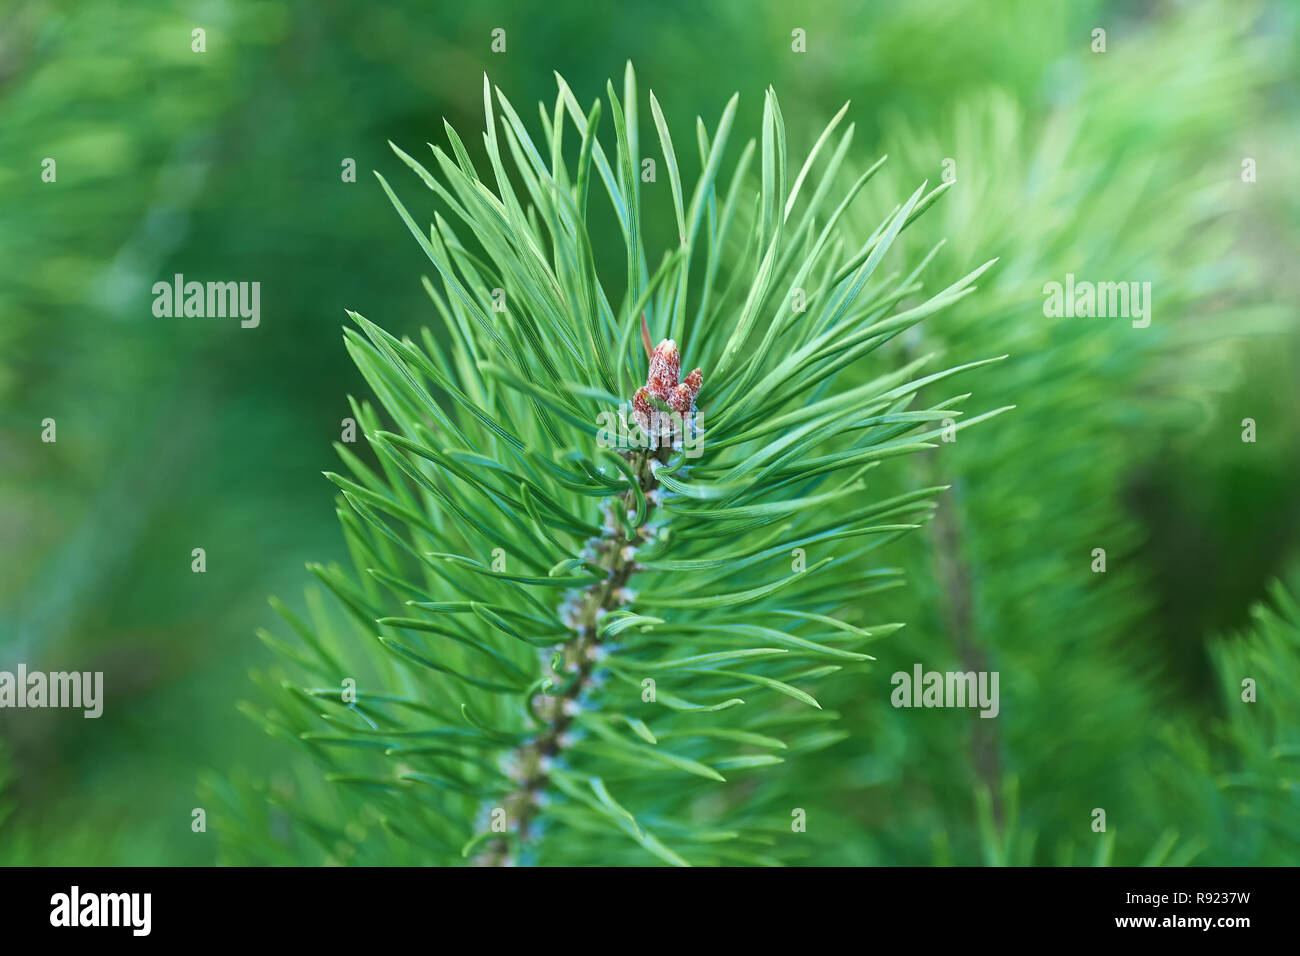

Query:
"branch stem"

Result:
[[476, 447, 664, 865]]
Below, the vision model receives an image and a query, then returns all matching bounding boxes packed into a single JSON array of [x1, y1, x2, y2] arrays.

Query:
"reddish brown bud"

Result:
[[646, 339, 680, 400], [667, 383, 694, 415], [632, 386, 653, 430], [684, 367, 703, 402], [629, 340, 702, 447]]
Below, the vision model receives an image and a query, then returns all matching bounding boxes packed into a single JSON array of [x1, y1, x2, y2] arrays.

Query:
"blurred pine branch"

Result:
[[795, 0, 1300, 865]]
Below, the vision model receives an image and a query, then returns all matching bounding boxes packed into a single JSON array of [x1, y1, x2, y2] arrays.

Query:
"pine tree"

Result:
[[211, 67, 1005, 865]]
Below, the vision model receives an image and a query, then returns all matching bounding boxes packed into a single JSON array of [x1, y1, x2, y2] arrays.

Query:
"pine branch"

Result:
[[216, 65, 1002, 867]]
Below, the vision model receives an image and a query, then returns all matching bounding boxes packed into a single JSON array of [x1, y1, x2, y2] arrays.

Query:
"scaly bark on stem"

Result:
[[929, 482, 1003, 830], [477, 447, 664, 865]]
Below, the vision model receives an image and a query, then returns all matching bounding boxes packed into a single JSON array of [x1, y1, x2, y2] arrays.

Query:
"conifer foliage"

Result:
[[216, 66, 1005, 865]]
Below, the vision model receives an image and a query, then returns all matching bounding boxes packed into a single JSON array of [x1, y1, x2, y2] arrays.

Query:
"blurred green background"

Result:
[[1, 0, 1296, 864]]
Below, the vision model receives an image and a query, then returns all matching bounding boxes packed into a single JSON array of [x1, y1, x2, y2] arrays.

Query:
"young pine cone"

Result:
[[633, 339, 702, 430]]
